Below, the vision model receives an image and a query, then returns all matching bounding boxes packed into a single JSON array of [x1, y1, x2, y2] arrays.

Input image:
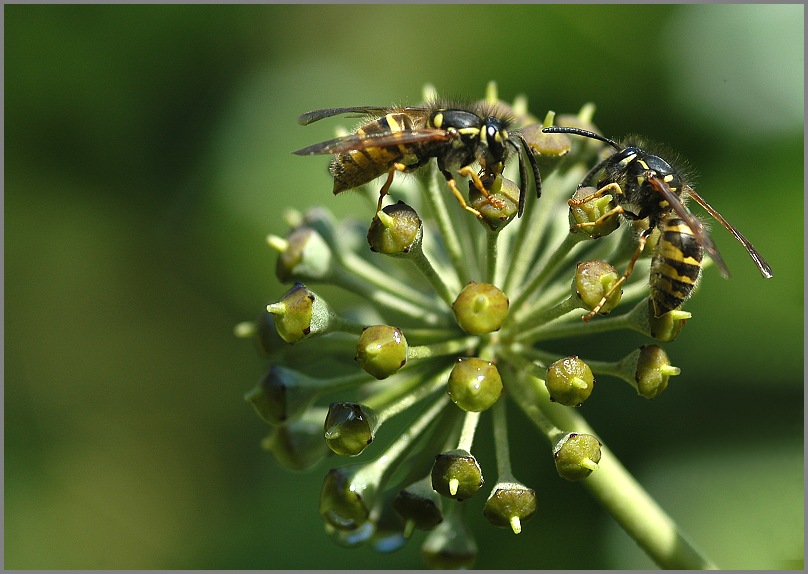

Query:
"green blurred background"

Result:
[[5, 4, 803, 569]]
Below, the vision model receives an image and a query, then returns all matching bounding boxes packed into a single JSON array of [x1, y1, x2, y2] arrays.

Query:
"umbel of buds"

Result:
[[237, 82, 720, 570]]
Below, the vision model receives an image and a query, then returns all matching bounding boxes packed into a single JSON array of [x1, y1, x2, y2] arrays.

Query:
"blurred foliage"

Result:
[[5, 4, 803, 569]]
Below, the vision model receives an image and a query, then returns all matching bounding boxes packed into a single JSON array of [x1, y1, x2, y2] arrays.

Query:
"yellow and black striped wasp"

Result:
[[542, 126, 773, 319], [293, 101, 542, 217]]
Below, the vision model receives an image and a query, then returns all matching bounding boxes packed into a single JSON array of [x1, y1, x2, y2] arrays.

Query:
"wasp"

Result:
[[542, 126, 773, 320], [293, 102, 542, 218]]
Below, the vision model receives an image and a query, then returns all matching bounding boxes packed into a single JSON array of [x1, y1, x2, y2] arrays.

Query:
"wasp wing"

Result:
[[686, 187, 773, 278], [293, 129, 452, 156], [647, 176, 731, 279], [298, 106, 429, 126]]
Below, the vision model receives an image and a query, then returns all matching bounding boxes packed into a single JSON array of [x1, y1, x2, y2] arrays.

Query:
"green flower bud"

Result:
[[520, 120, 571, 177], [245, 364, 313, 425], [619, 344, 681, 399], [483, 481, 538, 534], [324, 521, 375, 548], [392, 475, 444, 531], [366, 201, 423, 256], [370, 497, 408, 553], [553, 432, 602, 481], [546, 356, 595, 407], [452, 281, 509, 334], [573, 260, 622, 316], [447, 357, 503, 412], [468, 175, 519, 231], [319, 464, 376, 531], [267, 282, 337, 344], [272, 224, 333, 283], [421, 504, 477, 569], [260, 407, 330, 471], [646, 299, 690, 342], [355, 325, 408, 380], [568, 186, 621, 238], [324, 402, 379, 457], [431, 448, 484, 501]]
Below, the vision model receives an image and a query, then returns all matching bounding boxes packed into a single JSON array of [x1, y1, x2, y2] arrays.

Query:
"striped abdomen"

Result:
[[650, 218, 704, 316], [329, 113, 417, 194]]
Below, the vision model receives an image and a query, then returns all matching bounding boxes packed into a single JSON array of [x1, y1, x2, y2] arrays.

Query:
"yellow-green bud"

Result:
[[266, 283, 323, 344], [568, 186, 620, 238], [447, 357, 503, 412], [274, 225, 333, 283], [355, 325, 408, 380], [431, 448, 484, 501], [553, 432, 602, 481], [520, 121, 571, 177], [619, 344, 681, 399], [324, 402, 379, 457], [483, 482, 538, 534], [452, 281, 509, 334], [468, 175, 519, 231], [647, 300, 690, 342], [366, 201, 422, 256], [573, 260, 622, 316], [546, 356, 595, 406]]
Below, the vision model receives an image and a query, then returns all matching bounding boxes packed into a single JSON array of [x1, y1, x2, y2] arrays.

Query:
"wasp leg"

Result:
[[582, 227, 653, 322], [568, 182, 625, 232], [376, 162, 409, 212], [459, 166, 506, 211], [437, 168, 483, 218]]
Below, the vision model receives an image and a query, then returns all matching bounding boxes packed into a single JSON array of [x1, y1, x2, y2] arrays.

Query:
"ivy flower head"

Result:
[[236, 82, 722, 569]]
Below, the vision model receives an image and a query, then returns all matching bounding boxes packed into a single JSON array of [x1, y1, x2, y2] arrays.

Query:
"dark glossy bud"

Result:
[[244, 364, 317, 425], [447, 358, 503, 412], [452, 281, 509, 335], [468, 175, 519, 231], [431, 448, 484, 501], [324, 402, 379, 457], [483, 481, 538, 534], [319, 465, 376, 531], [392, 476, 444, 531], [573, 260, 622, 316], [366, 201, 423, 256], [546, 356, 595, 406], [355, 325, 408, 380], [568, 186, 621, 238], [553, 432, 602, 481], [260, 407, 330, 471], [620, 344, 681, 399]]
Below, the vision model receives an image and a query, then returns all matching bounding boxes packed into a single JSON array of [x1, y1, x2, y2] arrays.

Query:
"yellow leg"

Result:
[[459, 166, 505, 210], [568, 182, 625, 231], [376, 162, 408, 212], [582, 229, 651, 322]]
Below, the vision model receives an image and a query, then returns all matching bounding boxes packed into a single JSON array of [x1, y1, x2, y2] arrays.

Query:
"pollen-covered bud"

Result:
[[468, 175, 519, 231], [324, 402, 379, 457], [431, 448, 484, 501], [553, 432, 602, 481], [366, 201, 423, 256], [573, 260, 622, 316], [568, 186, 620, 238], [355, 325, 407, 380], [393, 475, 444, 531], [260, 407, 330, 471], [320, 464, 377, 531], [244, 364, 319, 425], [267, 282, 335, 344], [271, 224, 333, 283], [521, 118, 571, 176], [452, 281, 509, 334], [421, 505, 477, 569], [447, 357, 503, 412], [483, 481, 538, 534], [619, 344, 681, 399], [546, 356, 595, 407]]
